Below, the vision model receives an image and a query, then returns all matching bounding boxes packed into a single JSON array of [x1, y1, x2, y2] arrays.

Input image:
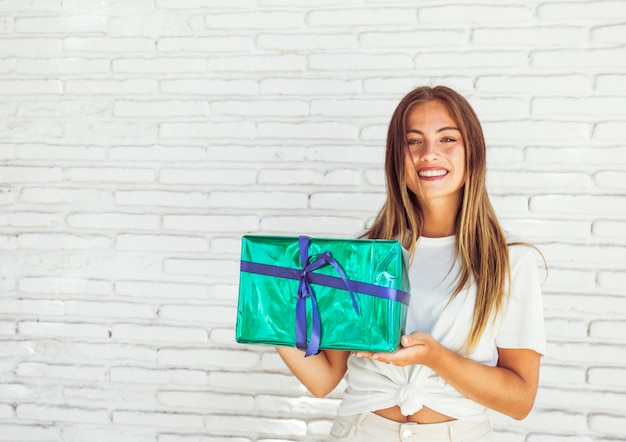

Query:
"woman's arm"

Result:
[[276, 347, 350, 398], [355, 333, 541, 420]]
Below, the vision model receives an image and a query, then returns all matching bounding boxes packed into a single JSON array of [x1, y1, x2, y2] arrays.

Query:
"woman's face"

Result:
[[404, 100, 466, 212]]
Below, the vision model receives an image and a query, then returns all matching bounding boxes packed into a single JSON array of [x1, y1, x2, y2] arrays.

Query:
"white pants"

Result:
[[328, 412, 494, 442]]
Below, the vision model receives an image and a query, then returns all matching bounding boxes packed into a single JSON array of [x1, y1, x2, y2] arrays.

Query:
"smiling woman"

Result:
[[276, 86, 546, 441]]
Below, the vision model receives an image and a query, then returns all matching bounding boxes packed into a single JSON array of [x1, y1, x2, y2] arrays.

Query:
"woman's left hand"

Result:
[[353, 332, 443, 367]]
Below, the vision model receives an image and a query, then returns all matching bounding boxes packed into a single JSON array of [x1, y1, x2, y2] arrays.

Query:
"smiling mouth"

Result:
[[418, 169, 448, 178]]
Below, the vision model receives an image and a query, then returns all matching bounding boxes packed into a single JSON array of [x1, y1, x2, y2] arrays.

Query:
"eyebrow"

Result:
[[407, 126, 460, 134]]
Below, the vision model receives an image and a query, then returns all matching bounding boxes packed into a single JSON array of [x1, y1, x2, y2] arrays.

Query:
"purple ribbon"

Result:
[[240, 236, 411, 357]]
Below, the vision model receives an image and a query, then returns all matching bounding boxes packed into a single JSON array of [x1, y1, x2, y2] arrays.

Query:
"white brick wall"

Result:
[[0, 0, 625, 440]]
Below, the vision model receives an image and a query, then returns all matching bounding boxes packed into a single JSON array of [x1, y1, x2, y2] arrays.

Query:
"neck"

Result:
[[419, 200, 459, 238]]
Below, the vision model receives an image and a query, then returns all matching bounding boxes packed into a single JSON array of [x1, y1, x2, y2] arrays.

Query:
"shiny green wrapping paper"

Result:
[[236, 235, 411, 353]]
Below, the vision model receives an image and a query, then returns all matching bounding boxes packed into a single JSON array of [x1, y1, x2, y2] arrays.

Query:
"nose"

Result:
[[418, 140, 438, 162]]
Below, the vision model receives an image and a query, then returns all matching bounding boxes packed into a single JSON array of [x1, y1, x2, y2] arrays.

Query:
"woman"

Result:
[[276, 86, 546, 441]]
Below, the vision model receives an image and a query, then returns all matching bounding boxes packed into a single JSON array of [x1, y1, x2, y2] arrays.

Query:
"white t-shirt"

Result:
[[336, 235, 546, 420]]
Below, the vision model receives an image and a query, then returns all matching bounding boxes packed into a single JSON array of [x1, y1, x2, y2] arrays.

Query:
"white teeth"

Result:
[[418, 169, 447, 177]]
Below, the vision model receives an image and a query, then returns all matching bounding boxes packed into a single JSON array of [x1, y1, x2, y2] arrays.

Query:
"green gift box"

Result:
[[236, 235, 411, 356]]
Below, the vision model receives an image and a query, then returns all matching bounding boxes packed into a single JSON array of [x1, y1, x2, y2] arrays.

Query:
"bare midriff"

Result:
[[374, 405, 455, 423]]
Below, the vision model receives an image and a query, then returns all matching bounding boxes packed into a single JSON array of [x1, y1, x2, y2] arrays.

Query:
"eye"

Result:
[[441, 136, 456, 143], [406, 139, 422, 145]]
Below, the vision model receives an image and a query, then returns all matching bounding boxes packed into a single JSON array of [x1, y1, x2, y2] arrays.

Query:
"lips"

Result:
[[418, 168, 448, 178]]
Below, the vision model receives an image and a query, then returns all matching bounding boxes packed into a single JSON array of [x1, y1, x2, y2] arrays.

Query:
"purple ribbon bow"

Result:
[[296, 236, 360, 356]]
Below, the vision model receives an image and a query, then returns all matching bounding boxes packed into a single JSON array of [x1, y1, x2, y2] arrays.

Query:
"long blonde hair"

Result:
[[365, 86, 510, 352]]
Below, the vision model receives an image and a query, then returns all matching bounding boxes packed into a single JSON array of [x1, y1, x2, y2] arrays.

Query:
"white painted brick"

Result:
[[418, 50, 527, 69], [15, 16, 107, 33], [204, 415, 306, 438], [306, 146, 383, 164], [473, 27, 586, 46], [596, 171, 626, 191], [157, 391, 253, 411], [116, 281, 207, 300], [113, 58, 206, 74], [16, 362, 106, 381], [520, 409, 586, 433], [157, 36, 254, 53], [544, 318, 587, 338], [501, 219, 590, 241], [477, 75, 591, 95], [208, 285, 237, 304], [115, 190, 208, 208], [113, 410, 203, 429], [206, 54, 306, 72], [0, 234, 20, 250], [61, 427, 156, 442], [588, 367, 626, 388], [0, 425, 59, 441], [0, 16, 14, 33], [208, 191, 308, 210], [157, 434, 249, 442], [0, 38, 62, 55], [590, 320, 626, 340], [531, 195, 626, 217], [162, 304, 235, 326], [360, 30, 466, 49], [593, 220, 626, 240], [0, 341, 34, 357], [62, 0, 153, 15], [526, 146, 626, 168], [310, 53, 412, 71], [20, 187, 112, 205], [532, 47, 626, 69], [108, 15, 196, 38], [116, 234, 207, 252], [258, 121, 358, 141], [468, 96, 527, 118], [61, 342, 157, 363], [160, 79, 258, 96], [64, 300, 157, 320], [488, 170, 591, 193], [0, 166, 62, 182], [0, 404, 13, 419], [0, 320, 16, 336], [596, 74, 626, 94], [309, 192, 385, 212], [64, 37, 154, 53], [110, 366, 207, 385], [363, 169, 384, 186], [0, 211, 64, 228], [308, 8, 416, 26], [210, 238, 240, 255], [114, 100, 209, 117], [0, 121, 63, 142], [163, 215, 258, 233], [66, 167, 155, 183], [589, 414, 626, 437], [532, 97, 626, 117], [258, 168, 360, 186], [259, 78, 361, 95], [65, 79, 158, 95], [204, 11, 305, 29], [18, 321, 109, 340], [160, 168, 257, 185], [64, 121, 157, 146], [419, 5, 532, 23], [213, 99, 308, 117], [0, 80, 63, 95], [0, 299, 63, 316], [18, 100, 110, 117], [548, 342, 624, 365], [311, 99, 396, 117], [209, 327, 236, 346], [594, 121, 626, 140], [540, 364, 585, 385], [257, 33, 356, 51], [157, 348, 258, 369], [18, 233, 111, 251], [17, 58, 110, 75], [537, 387, 626, 415], [591, 23, 626, 44], [260, 216, 364, 236], [67, 213, 161, 231], [485, 121, 591, 143], [543, 269, 596, 292], [160, 121, 256, 140], [538, 1, 626, 21], [111, 324, 207, 344]]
